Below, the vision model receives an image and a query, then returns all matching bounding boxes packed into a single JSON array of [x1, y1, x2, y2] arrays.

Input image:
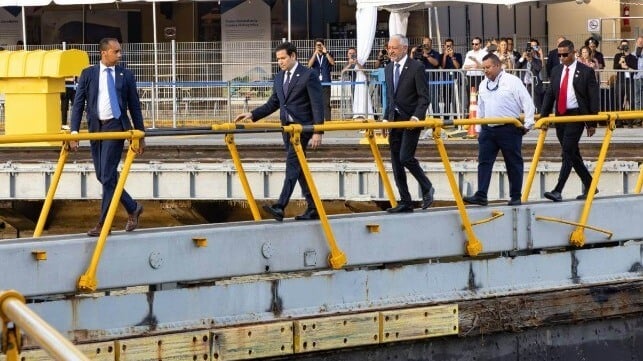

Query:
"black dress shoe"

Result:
[[507, 199, 522, 206], [576, 189, 599, 200], [386, 203, 414, 213], [295, 208, 319, 220], [262, 205, 284, 222], [421, 187, 435, 210], [543, 190, 563, 202], [463, 195, 488, 206]]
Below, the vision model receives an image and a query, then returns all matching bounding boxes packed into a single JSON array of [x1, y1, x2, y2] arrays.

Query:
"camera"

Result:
[[525, 43, 533, 52], [618, 44, 629, 52], [413, 44, 427, 60], [350, 54, 356, 60], [380, 49, 387, 56]]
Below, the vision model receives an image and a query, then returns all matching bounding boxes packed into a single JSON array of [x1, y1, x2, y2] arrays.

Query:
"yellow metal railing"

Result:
[[3, 112, 641, 292], [0, 289, 89, 361]]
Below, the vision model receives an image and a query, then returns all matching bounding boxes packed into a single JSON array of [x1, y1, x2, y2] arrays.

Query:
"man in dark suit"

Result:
[[540, 39, 599, 202], [383, 34, 434, 213], [235, 42, 324, 222], [546, 36, 566, 79], [69, 38, 145, 236]]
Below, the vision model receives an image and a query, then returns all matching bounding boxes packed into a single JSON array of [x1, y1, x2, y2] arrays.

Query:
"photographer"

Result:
[[341, 47, 363, 97], [411, 37, 441, 117], [440, 39, 462, 118], [516, 42, 543, 111], [613, 39, 637, 126], [375, 47, 390, 68]]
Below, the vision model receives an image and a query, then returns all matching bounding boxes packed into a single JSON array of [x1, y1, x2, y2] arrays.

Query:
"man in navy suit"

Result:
[[235, 42, 324, 222], [69, 38, 145, 236], [383, 34, 435, 213], [540, 39, 599, 202]]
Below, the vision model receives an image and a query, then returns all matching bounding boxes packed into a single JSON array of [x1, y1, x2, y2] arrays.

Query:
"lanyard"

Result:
[[317, 54, 324, 67]]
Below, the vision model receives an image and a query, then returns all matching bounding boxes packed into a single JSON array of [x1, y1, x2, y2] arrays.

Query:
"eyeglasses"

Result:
[[472, 42, 480, 45], [558, 53, 570, 58]]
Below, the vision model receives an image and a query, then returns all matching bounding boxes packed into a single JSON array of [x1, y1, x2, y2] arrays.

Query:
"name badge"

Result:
[[319, 74, 323, 81]]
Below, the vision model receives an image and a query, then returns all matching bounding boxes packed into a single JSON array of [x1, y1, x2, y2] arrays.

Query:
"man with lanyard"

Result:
[[463, 53, 534, 207], [308, 38, 335, 121]]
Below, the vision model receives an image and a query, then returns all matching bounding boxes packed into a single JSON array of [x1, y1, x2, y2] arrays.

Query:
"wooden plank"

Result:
[[116, 331, 209, 361], [293, 312, 379, 353], [380, 304, 459, 343], [211, 321, 293, 361], [18, 341, 115, 360]]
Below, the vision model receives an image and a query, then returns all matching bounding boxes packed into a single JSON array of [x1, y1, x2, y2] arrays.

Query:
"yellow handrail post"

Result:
[[33, 141, 70, 237], [365, 128, 397, 208], [77, 136, 140, 292], [522, 125, 548, 202], [432, 126, 482, 256], [569, 116, 615, 247], [0, 290, 89, 361], [636, 163, 643, 194], [224, 133, 262, 221], [286, 125, 347, 269]]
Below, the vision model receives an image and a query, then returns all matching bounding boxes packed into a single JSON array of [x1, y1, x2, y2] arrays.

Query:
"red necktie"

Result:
[[557, 67, 569, 115]]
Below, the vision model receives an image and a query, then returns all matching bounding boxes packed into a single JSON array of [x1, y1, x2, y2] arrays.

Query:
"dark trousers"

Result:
[[388, 127, 432, 203], [553, 122, 593, 192], [90, 119, 137, 223], [60, 88, 75, 125], [277, 131, 314, 210], [475, 125, 524, 200], [322, 86, 331, 121]]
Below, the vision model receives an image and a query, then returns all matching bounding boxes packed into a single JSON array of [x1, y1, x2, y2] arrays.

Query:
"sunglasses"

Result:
[[472, 42, 480, 45], [558, 53, 570, 58]]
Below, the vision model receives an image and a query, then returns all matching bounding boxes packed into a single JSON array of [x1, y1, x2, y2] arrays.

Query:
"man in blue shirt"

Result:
[[308, 38, 335, 121]]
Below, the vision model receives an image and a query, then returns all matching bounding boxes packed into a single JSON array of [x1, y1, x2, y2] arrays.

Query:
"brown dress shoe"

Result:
[[87, 222, 111, 237], [125, 203, 143, 232]]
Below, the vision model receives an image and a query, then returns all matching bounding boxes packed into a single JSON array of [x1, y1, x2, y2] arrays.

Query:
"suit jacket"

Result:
[[71, 64, 145, 133], [546, 48, 561, 78], [251, 63, 324, 128], [540, 61, 599, 120], [383, 58, 429, 120]]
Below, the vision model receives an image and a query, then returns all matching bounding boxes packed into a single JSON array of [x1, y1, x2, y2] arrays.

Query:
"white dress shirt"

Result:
[[99, 62, 117, 120], [560, 60, 579, 110], [478, 70, 535, 129]]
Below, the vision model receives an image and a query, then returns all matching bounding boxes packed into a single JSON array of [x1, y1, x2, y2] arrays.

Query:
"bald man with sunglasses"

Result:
[[540, 39, 599, 202]]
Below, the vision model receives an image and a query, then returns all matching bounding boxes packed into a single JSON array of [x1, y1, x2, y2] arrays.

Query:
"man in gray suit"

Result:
[[383, 34, 435, 213], [235, 42, 324, 222]]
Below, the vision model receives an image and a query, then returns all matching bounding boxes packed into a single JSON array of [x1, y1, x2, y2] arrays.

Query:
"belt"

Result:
[[483, 123, 512, 128], [559, 108, 580, 115], [100, 118, 116, 125]]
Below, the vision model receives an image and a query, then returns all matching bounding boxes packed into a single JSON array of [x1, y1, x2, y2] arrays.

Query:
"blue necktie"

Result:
[[283, 71, 291, 96], [106, 68, 121, 119], [394, 63, 400, 92]]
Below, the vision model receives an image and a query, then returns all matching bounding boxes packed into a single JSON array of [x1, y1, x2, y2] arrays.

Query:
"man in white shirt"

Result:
[[463, 37, 486, 91], [463, 53, 535, 207]]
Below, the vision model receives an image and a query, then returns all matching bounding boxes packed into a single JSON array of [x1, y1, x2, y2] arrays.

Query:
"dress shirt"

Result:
[[99, 63, 117, 120], [478, 70, 535, 129], [463, 49, 485, 76], [394, 55, 409, 77], [284, 62, 299, 86], [560, 61, 579, 110]]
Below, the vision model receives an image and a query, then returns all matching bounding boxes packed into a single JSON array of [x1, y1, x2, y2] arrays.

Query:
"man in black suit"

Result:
[[540, 40, 599, 202], [383, 34, 434, 213], [69, 38, 145, 236], [546, 36, 566, 79], [235, 42, 324, 221]]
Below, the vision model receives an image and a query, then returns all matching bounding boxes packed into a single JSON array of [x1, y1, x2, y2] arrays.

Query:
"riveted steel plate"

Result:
[[116, 331, 209, 361], [211, 321, 293, 360], [380, 305, 459, 343], [18, 341, 115, 361], [293, 312, 380, 353]]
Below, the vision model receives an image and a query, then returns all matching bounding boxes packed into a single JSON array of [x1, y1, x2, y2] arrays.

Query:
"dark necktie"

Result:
[[106, 68, 121, 119], [557, 67, 569, 115], [394, 63, 400, 92], [283, 71, 291, 96]]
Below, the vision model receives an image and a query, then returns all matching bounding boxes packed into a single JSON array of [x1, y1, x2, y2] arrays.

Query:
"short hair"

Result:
[[558, 39, 575, 51], [482, 53, 500, 65], [275, 42, 297, 56], [314, 38, 325, 45], [445, 38, 454, 44], [390, 34, 409, 47], [99, 38, 119, 51], [530, 38, 540, 46], [620, 39, 629, 44], [473, 36, 482, 43], [347, 47, 356, 52]]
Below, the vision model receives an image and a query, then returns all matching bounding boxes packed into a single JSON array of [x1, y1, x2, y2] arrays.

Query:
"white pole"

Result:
[[427, 7, 432, 39], [288, 0, 291, 41], [171, 39, 177, 128], [434, 7, 442, 53], [152, 0, 159, 128], [21, 6, 27, 49]]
